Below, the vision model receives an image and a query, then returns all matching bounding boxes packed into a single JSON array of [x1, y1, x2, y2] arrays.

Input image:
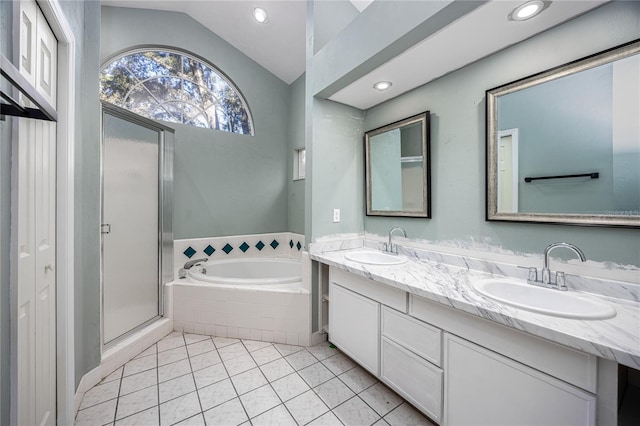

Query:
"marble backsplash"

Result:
[[309, 233, 639, 303]]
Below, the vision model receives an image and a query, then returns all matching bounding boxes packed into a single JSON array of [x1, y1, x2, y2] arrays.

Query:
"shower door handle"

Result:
[[101, 224, 111, 234]]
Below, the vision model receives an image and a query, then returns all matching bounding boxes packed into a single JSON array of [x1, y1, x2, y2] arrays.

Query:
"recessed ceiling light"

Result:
[[253, 7, 269, 24], [509, 1, 546, 21], [373, 81, 392, 91]]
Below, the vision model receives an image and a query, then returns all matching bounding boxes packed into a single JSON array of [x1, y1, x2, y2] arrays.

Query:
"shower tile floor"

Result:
[[75, 332, 435, 426]]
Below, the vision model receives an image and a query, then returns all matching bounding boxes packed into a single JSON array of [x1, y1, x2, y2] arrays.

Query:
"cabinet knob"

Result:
[[45, 264, 54, 272]]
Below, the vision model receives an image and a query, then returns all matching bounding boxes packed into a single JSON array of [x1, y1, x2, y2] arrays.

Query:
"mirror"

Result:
[[486, 40, 640, 227], [365, 112, 431, 217]]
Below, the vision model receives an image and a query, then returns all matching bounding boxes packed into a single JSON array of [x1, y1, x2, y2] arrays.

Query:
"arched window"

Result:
[[100, 48, 254, 135]]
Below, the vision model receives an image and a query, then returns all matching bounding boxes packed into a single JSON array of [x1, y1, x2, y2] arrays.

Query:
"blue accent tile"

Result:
[[297, 242, 302, 251], [289, 240, 294, 248], [240, 242, 250, 253], [204, 245, 215, 256], [270, 239, 279, 249], [222, 243, 233, 254], [183, 246, 196, 258], [255, 241, 265, 251]]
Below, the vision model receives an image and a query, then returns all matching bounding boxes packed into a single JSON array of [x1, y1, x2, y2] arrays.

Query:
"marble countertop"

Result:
[[311, 248, 640, 370]]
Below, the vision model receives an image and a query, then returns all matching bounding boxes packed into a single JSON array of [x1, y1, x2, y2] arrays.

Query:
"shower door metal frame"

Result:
[[99, 101, 174, 349]]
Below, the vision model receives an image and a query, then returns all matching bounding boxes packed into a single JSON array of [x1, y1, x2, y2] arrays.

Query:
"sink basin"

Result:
[[474, 278, 616, 320], [344, 250, 407, 266]]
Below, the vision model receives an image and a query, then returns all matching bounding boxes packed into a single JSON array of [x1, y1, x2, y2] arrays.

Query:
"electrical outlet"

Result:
[[333, 209, 341, 223]]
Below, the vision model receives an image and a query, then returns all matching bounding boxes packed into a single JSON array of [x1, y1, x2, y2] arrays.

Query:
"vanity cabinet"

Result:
[[444, 333, 596, 425], [326, 266, 607, 426]]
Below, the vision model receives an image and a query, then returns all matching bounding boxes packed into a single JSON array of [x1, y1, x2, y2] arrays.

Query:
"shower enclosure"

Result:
[[100, 102, 174, 347]]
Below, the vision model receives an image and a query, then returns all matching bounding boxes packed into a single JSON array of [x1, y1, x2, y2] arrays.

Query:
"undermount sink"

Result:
[[474, 278, 616, 320], [345, 250, 407, 266]]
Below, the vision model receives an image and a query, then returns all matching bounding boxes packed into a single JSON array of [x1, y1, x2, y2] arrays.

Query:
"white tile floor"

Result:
[[76, 332, 435, 426]]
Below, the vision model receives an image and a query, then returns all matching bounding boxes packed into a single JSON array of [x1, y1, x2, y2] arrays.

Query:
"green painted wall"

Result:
[[288, 74, 306, 234], [363, 1, 640, 267], [56, 0, 103, 389], [498, 63, 613, 214], [101, 7, 291, 239], [309, 98, 365, 241]]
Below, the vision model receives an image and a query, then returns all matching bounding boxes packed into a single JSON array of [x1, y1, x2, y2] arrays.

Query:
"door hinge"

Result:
[[101, 224, 111, 234]]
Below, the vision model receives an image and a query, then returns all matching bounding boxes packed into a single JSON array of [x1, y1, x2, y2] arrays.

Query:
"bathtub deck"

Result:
[[75, 333, 434, 425]]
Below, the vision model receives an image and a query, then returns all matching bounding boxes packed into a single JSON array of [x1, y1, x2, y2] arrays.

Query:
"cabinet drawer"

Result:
[[381, 337, 443, 423], [382, 306, 441, 367], [410, 294, 598, 393], [330, 267, 406, 312]]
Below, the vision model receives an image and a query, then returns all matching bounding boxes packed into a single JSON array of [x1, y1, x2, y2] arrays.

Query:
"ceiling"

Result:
[[101, 0, 609, 109], [101, 0, 308, 84]]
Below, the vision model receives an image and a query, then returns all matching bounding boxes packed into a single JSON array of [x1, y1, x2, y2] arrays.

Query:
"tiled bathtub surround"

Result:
[[310, 235, 640, 369], [174, 232, 305, 276], [75, 333, 434, 426], [171, 233, 311, 346], [172, 283, 311, 346]]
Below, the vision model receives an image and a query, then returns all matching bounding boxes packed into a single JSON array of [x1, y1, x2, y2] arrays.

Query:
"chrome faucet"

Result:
[[178, 257, 208, 279], [384, 226, 407, 254], [525, 242, 586, 290]]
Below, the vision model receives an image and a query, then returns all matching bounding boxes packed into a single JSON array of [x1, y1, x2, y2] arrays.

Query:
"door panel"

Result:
[[102, 113, 160, 344], [34, 118, 56, 426], [19, 0, 37, 87], [35, 8, 56, 107], [14, 2, 57, 425]]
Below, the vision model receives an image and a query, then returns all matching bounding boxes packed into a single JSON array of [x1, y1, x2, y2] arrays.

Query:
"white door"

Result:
[[102, 111, 161, 344], [497, 129, 519, 213], [14, 1, 58, 425]]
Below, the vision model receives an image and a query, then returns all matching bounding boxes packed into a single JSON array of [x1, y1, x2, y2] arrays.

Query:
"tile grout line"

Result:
[[112, 360, 126, 425], [243, 340, 301, 423], [156, 342, 161, 426], [184, 333, 207, 425], [231, 339, 266, 422], [258, 344, 334, 426], [196, 336, 246, 422], [80, 335, 432, 426], [301, 350, 346, 426], [328, 368, 383, 425]]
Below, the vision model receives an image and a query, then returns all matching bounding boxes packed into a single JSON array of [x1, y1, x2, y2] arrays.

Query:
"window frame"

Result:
[[294, 147, 306, 180], [100, 45, 254, 135]]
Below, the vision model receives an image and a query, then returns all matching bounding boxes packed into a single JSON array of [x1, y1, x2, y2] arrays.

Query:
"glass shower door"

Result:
[[101, 106, 173, 345]]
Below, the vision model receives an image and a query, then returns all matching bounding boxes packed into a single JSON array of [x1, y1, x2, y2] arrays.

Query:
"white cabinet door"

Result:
[[329, 283, 379, 375], [381, 337, 443, 423], [444, 334, 596, 426]]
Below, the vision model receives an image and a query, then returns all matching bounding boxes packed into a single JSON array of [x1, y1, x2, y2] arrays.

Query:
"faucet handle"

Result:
[[555, 272, 567, 291], [518, 266, 538, 283], [383, 242, 389, 252]]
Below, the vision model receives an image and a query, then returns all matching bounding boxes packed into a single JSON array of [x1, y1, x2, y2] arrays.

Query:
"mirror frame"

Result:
[[486, 39, 640, 228], [365, 111, 431, 218]]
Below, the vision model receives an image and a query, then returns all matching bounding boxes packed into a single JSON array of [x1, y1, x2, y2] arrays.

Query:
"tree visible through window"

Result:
[[100, 49, 254, 135]]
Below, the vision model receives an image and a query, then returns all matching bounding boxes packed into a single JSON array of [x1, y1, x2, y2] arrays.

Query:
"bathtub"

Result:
[[171, 256, 311, 345], [188, 257, 303, 289]]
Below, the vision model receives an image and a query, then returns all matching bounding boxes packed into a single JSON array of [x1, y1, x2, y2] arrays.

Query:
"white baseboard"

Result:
[[311, 331, 328, 346], [74, 318, 173, 416]]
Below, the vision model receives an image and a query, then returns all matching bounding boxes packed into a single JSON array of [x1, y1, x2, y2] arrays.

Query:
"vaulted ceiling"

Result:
[[101, 1, 609, 109]]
